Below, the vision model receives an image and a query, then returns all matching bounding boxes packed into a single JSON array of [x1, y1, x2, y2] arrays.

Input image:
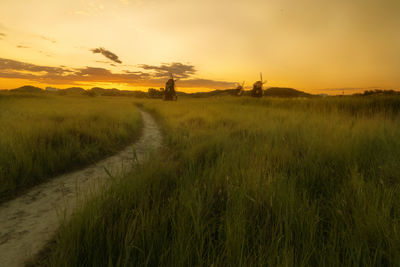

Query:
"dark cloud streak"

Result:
[[0, 58, 67, 75], [0, 58, 234, 89], [138, 62, 196, 78], [91, 47, 122, 64]]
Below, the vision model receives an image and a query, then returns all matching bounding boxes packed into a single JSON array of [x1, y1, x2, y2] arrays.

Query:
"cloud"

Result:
[[0, 58, 234, 89], [38, 50, 53, 57], [138, 62, 196, 78], [17, 45, 30, 49], [0, 58, 151, 85], [0, 58, 67, 75], [37, 35, 56, 43], [90, 47, 122, 64], [0, 33, 5, 39]]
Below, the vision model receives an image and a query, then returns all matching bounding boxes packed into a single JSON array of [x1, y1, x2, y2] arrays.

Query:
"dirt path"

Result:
[[0, 109, 162, 267]]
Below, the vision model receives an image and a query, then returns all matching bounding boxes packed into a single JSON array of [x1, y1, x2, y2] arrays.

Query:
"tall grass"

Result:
[[0, 93, 142, 201], [40, 96, 400, 266]]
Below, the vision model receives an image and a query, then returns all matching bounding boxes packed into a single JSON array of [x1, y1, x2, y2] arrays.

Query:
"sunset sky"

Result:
[[0, 0, 399, 93]]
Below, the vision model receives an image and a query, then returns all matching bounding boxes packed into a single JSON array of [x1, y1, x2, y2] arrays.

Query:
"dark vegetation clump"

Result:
[[360, 89, 400, 96], [147, 88, 164, 99]]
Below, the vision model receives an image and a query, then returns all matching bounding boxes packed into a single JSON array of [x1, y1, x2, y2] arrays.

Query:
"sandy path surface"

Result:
[[0, 109, 162, 267]]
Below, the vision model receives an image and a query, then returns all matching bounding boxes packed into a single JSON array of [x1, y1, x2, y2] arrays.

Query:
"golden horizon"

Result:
[[0, 0, 399, 94], [1, 78, 393, 96]]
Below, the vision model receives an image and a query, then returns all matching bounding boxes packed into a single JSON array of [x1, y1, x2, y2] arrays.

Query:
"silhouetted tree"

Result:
[[148, 88, 164, 98]]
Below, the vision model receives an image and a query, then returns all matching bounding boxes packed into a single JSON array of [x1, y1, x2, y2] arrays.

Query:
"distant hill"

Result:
[[89, 87, 147, 97], [61, 87, 86, 94], [5, 85, 315, 98], [10, 85, 43, 93], [185, 89, 239, 98], [6, 85, 146, 97], [178, 87, 312, 98], [264, 87, 312, 97], [90, 87, 120, 95]]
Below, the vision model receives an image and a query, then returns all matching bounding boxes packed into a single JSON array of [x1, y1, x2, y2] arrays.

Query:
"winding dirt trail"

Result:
[[0, 109, 162, 267]]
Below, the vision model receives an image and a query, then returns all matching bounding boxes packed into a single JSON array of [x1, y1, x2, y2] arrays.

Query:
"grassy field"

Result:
[[0, 93, 142, 201], [36, 96, 400, 266]]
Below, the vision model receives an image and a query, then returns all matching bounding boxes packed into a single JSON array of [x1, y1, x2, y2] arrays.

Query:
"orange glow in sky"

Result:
[[0, 0, 399, 94]]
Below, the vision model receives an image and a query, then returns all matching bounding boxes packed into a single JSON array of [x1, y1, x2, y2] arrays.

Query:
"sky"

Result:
[[0, 0, 399, 94]]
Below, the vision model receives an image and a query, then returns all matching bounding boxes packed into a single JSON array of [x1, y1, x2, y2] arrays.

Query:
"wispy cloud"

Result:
[[38, 50, 53, 57], [0, 33, 6, 39], [0, 58, 67, 74], [36, 35, 56, 43], [91, 47, 122, 64], [138, 63, 196, 78], [16, 45, 30, 49], [0, 58, 234, 89]]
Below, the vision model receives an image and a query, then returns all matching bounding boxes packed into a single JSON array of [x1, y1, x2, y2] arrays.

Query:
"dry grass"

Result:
[[0, 93, 142, 201], [33, 96, 400, 266]]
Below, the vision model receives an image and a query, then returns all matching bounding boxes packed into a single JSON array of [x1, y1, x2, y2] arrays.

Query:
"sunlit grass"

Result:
[[38, 96, 400, 266], [0, 93, 142, 201]]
